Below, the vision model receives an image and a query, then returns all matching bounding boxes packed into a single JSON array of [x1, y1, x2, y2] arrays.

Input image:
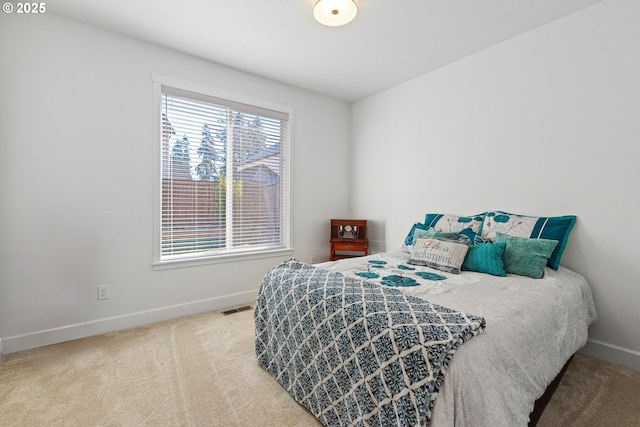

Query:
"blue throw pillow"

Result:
[[462, 242, 506, 276], [403, 222, 430, 247], [495, 233, 559, 279]]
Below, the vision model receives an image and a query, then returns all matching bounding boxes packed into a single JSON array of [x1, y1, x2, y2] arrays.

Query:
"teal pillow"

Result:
[[481, 211, 576, 270], [462, 242, 506, 276], [403, 222, 429, 247], [495, 233, 559, 279], [412, 229, 459, 244], [403, 223, 461, 249]]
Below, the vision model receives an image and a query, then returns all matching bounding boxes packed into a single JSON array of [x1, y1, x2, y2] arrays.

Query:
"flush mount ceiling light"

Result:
[[313, 0, 358, 27]]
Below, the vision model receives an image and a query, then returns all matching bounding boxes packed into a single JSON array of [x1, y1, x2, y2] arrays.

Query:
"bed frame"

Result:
[[528, 355, 573, 426]]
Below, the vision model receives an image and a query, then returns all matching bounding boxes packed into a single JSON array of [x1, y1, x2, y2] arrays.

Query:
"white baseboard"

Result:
[[580, 338, 640, 372], [8, 301, 637, 374], [0, 290, 257, 356]]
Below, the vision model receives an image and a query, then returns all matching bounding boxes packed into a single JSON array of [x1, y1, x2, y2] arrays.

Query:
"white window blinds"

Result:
[[158, 84, 290, 262]]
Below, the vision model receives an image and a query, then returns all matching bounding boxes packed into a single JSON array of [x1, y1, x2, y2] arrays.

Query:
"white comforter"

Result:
[[316, 251, 597, 426]]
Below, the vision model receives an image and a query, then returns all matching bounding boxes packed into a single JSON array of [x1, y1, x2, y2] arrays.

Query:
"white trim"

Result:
[[152, 79, 163, 265], [1, 290, 257, 355], [580, 338, 640, 372], [150, 73, 294, 267], [151, 73, 294, 117], [152, 248, 294, 270], [282, 113, 293, 252]]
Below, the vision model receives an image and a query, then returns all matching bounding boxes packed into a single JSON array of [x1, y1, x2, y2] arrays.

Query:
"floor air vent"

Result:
[[222, 305, 252, 315]]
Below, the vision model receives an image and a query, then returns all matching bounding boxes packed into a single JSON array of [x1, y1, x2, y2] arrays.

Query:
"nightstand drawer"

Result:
[[333, 242, 366, 251]]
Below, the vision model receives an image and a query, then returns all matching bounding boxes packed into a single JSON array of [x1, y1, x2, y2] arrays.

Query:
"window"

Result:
[[152, 75, 292, 267]]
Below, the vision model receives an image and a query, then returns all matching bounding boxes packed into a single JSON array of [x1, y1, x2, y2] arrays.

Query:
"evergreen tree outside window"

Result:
[[196, 124, 221, 181], [153, 75, 292, 266]]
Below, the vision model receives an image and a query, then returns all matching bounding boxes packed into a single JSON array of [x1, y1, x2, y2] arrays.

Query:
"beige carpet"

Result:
[[1, 309, 639, 427]]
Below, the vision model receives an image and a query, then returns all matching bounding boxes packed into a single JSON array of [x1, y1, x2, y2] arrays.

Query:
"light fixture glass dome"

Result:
[[313, 0, 358, 27]]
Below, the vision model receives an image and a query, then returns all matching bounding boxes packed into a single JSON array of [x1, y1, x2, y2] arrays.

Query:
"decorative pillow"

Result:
[[424, 212, 486, 234], [495, 233, 558, 279], [461, 242, 506, 276], [412, 229, 459, 244], [480, 211, 576, 270], [402, 224, 461, 254], [403, 222, 430, 248], [408, 237, 470, 274], [459, 228, 488, 245]]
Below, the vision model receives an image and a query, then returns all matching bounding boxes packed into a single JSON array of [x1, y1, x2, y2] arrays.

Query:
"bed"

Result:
[[254, 211, 597, 426]]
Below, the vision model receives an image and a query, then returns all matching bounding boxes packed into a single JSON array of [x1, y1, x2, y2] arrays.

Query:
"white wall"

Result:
[[350, 0, 640, 370], [0, 13, 350, 354]]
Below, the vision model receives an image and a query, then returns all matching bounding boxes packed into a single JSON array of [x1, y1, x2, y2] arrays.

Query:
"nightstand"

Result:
[[330, 219, 368, 261]]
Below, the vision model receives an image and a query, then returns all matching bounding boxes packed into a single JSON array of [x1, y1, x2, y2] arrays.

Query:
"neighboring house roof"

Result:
[[244, 144, 279, 162], [238, 144, 280, 177], [237, 164, 279, 185]]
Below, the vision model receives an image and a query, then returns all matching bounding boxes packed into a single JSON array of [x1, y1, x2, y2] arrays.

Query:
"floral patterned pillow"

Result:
[[424, 212, 486, 234], [480, 211, 576, 270]]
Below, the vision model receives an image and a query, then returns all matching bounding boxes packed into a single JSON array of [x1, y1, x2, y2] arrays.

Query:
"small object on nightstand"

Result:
[[330, 219, 368, 261]]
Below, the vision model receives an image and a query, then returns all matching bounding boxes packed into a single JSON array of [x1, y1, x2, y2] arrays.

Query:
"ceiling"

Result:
[[49, 0, 602, 103]]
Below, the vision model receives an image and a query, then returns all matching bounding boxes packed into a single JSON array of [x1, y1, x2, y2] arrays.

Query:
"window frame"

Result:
[[151, 73, 293, 269]]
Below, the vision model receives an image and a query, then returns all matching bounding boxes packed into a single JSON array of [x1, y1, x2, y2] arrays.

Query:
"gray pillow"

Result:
[[409, 237, 470, 274]]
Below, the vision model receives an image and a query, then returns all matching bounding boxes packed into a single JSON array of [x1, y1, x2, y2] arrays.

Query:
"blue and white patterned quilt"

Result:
[[255, 258, 486, 426]]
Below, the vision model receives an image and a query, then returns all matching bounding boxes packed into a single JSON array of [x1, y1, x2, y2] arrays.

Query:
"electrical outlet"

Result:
[[97, 285, 110, 300]]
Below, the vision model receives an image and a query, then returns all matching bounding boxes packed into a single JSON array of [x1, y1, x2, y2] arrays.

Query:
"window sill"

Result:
[[152, 248, 295, 271]]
